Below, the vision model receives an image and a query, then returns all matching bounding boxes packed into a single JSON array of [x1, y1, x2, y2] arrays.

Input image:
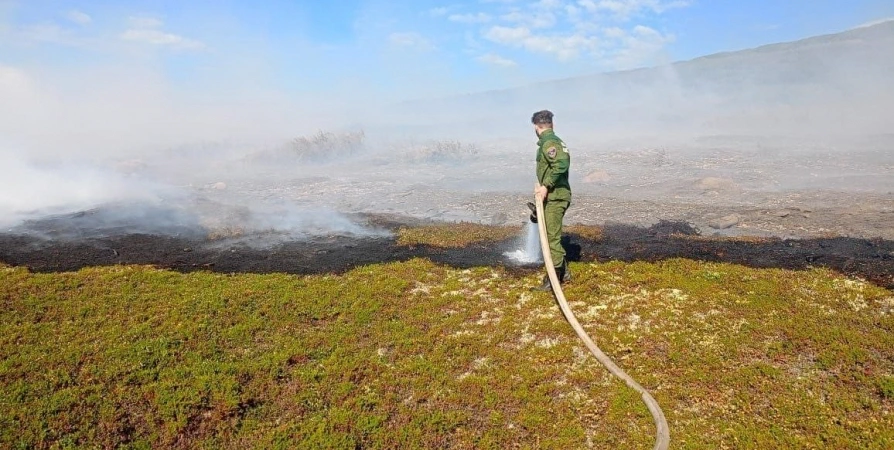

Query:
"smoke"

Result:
[[0, 153, 170, 228], [0, 147, 390, 244], [0, 58, 386, 241], [2, 20, 893, 242]]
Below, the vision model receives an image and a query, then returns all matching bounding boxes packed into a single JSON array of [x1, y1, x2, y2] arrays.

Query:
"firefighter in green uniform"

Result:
[[531, 110, 571, 292]]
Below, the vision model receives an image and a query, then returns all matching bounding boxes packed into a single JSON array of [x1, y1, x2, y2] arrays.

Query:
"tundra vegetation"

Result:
[[1, 224, 892, 449]]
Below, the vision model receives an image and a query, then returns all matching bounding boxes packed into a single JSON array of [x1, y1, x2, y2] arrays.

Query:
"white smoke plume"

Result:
[[2, 21, 893, 244]]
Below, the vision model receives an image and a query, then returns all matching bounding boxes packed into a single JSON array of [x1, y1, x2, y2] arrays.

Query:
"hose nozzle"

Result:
[[526, 202, 539, 224]]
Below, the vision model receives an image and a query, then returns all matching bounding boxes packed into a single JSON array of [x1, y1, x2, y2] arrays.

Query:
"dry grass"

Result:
[[291, 130, 365, 161], [566, 224, 605, 241], [403, 140, 478, 163], [397, 222, 519, 248]]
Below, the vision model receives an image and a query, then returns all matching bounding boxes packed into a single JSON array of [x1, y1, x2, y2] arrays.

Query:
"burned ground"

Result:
[[1, 216, 891, 289]]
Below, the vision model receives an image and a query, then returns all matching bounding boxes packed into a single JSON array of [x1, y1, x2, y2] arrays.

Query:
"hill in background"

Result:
[[385, 21, 894, 140]]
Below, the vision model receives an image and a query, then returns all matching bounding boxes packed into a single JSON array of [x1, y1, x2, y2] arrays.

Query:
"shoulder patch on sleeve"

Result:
[[547, 146, 557, 158]]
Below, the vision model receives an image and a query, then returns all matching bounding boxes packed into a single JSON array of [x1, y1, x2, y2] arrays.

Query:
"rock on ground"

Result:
[[583, 170, 611, 184], [696, 177, 737, 192], [708, 214, 740, 230]]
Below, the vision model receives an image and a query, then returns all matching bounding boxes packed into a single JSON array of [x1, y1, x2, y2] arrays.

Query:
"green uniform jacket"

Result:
[[536, 129, 571, 202]]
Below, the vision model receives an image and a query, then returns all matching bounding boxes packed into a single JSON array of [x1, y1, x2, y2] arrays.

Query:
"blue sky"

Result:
[[1, 0, 892, 101], [0, 0, 892, 150]]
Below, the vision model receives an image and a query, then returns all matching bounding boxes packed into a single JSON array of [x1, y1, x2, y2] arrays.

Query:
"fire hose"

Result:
[[534, 195, 670, 450]]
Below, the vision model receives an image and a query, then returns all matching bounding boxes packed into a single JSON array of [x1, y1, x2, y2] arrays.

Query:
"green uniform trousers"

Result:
[[544, 198, 570, 268]]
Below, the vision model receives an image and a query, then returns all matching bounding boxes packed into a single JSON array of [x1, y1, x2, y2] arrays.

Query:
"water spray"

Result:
[[503, 203, 542, 264]]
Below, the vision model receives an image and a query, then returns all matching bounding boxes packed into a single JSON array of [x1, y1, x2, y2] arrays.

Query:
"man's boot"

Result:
[[532, 263, 566, 292], [532, 273, 552, 292]]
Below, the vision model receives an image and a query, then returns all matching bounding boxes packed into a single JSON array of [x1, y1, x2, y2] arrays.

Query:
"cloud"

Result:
[[16, 23, 70, 44], [484, 25, 599, 61], [604, 24, 674, 68], [388, 32, 434, 51], [500, 0, 563, 29], [500, 9, 556, 29], [120, 16, 205, 50], [66, 10, 92, 26], [485, 25, 530, 43], [428, 7, 450, 17], [120, 29, 206, 49], [448, 13, 492, 24], [477, 53, 517, 67], [463, 0, 688, 68], [577, 0, 690, 18], [128, 16, 164, 29], [603, 26, 626, 38], [4, 12, 203, 52], [7, 22, 102, 49]]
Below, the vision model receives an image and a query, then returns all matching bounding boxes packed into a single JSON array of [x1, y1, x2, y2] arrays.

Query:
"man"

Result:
[[531, 109, 571, 292]]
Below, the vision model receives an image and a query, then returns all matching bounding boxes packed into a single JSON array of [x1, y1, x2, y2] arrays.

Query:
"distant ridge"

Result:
[[388, 20, 894, 138]]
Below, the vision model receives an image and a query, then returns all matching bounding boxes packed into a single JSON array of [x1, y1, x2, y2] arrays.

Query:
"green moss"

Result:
[[1, 253, 892, 449], [878, 376, 894, 399]]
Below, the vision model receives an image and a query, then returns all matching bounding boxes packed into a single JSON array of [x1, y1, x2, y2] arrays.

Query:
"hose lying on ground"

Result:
[[534, 194, 670, 450]]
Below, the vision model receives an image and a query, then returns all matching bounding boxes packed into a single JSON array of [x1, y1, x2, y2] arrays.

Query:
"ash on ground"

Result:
[[2, 134, 892, 288]]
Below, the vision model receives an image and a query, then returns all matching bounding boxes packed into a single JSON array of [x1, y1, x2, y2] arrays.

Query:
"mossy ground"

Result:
[[1, 226, 892, 449]]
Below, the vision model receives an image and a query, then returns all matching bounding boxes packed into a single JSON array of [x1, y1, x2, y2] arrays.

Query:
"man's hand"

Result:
[[534, 184, 548, 201]]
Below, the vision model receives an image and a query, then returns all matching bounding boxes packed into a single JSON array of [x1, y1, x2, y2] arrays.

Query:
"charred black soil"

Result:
[[1, 216, 891, 289]]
